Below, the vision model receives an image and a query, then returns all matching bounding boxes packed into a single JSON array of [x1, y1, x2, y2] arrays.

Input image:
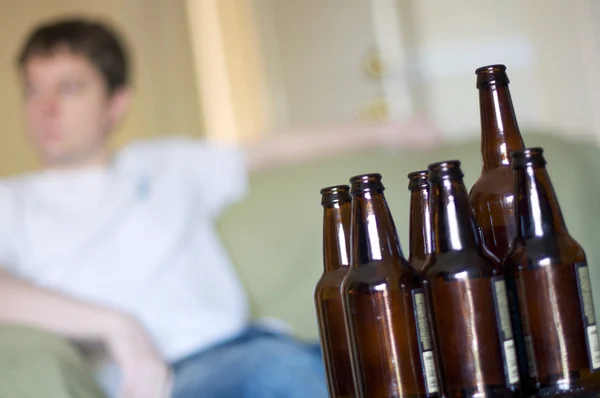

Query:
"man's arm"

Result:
[[0, 270, 171, 398], [0, 270, 123, 342], [244, 118, 442, 172]]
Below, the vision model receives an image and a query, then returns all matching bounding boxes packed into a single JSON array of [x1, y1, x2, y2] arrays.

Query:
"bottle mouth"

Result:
[[407, 170, 429, 191], [320, 184, 352, 205], [475, 64, 510, 89], [349, 173, 384, 194], [475, 64, 506, 74], [510, 147, 546, 169], [427, 160, 464, 181]]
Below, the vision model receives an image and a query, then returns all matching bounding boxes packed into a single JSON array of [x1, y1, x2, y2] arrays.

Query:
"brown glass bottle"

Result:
[[315, 185, 355, 398], [469, 64, 526, 261], [423, 161, 520, 398], [342, 173, 439, 398], [504, 148, 600, 397], [408, 170, 432, 272]]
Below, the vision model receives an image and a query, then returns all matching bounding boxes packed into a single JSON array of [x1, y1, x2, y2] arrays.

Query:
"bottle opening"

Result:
[[475, 63, 510, 89], [320, 184, 352, 205], [349, 173, 384, 194], [475, 64, 506, 74], [427, 160, 464, 182], [510, 147, 546, 169], [407, 170, 429, 191]]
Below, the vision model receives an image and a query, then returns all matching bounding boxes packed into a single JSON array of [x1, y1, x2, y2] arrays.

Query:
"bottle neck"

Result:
[[408, 188, 432, 264], [479, 84, 525, 170], [431, 177, 481, 253], [514, 165, 568, 239], [322, 202, 352, 272], [352, 191, 404, 266]]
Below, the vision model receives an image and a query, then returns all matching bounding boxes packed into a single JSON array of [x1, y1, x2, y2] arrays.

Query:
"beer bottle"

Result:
[[469, 64, 525, 261], [342, 173, 439, 398], [315, 185, 355, 398], [423, 160, 519, 398], [504, 147, 600, 396], [408, 170, 433, 272]]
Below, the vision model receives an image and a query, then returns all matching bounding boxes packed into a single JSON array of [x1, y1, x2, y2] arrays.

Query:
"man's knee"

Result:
[[0, 325, 106, 398]]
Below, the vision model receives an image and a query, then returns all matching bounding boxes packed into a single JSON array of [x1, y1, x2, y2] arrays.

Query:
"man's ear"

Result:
[[107, 86, 132, 128]]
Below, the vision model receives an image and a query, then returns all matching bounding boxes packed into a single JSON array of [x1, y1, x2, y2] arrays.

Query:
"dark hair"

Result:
[[18, 17, 129, 93]]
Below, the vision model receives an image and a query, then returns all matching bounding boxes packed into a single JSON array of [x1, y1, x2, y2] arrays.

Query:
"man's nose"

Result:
[[38, 93, 59, 117]]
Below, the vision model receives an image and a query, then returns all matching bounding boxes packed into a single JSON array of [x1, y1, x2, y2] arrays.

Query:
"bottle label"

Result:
[[506, 275, 537, 382], [575, 263, 600, 371], [491, 276, 520, 386], [412, 288, 439, 395], [515, 270, 538, 378], [524, 335, 538, 377]]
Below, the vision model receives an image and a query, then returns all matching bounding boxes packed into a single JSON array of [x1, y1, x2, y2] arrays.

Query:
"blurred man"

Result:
[[0, 17, 439, 398]]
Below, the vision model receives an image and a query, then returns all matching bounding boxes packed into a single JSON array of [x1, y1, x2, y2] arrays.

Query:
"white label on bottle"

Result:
[[493, 279, 513, 339], [504, 339, 519, 385], [576, 263, 600, 371], [412, 289, 439, 395], [587, 325, 600, 370], [423, 350, 439, 394], [492, 276, 519, 387], [414, 291, 433, 350]]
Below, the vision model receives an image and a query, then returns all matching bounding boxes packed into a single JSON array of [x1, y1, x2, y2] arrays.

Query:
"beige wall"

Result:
[[410, 0, 600, 141], [0, 0, 201, 176], [252, 0, 600, 142], [254, 0, 386, 128]]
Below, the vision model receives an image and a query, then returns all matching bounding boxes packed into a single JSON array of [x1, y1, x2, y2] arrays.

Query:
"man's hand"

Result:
[[105, 313, 172, 398]]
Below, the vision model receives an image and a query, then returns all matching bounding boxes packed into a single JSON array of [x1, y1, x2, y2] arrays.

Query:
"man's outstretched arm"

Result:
[[244, 118, 442, 172]]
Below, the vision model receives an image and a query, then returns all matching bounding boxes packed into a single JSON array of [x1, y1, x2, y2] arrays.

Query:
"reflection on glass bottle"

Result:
[[469, 64, 525, 261], [315, 185, 355, 398], [407, 170, 432, 272], [505, 148, 600, 397], [342, 173, 439, 398], [423, 160, 519, 398]]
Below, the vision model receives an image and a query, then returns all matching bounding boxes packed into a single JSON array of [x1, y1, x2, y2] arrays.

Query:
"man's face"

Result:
[[22, 50, 126, 168]]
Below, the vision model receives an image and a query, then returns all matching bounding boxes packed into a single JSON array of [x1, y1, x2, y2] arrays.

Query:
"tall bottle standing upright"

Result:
[[342, 173, 439, 398], [469, 64, 525, 261], [422, 160, 519, 398], [505, 148, 600, 396], [315, 185, 355, 398], [407, 170, 433, 272]]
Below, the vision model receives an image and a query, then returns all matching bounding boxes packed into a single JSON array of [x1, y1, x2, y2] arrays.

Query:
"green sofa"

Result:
[[0, 132, 597, 397], [219, 132, 600, 341]]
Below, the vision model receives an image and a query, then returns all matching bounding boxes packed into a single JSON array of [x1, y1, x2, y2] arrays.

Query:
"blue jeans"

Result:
[[171, 326, 328, 398]]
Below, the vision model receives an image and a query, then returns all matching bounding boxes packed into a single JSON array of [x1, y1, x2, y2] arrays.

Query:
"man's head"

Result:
[[17, 18, 131, 169]]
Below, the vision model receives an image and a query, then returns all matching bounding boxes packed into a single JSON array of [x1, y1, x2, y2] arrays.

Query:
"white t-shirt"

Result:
[[0, 137, 250, 362]]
